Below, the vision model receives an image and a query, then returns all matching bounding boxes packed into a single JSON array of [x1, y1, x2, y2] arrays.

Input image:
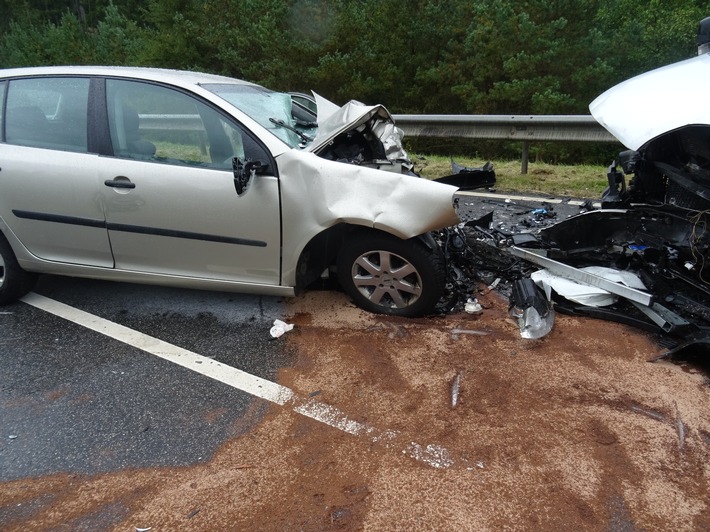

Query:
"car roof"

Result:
[[0, 65, 259, 89]]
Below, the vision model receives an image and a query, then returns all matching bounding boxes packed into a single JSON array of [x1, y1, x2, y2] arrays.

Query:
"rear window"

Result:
[[4, 77, 89, 152]]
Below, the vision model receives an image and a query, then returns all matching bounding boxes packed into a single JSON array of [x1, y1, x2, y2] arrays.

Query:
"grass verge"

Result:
[[412, 154, 609, 199]]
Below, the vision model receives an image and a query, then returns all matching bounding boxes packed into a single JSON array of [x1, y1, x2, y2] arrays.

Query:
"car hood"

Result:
[[304, 93, 404, 158], [589, 53, 710, 151]]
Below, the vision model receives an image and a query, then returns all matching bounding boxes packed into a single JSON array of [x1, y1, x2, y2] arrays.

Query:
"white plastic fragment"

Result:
[[531, 269, 615, 307], [270, 319, 294, 338], [531, 266, 648, 308], [464, 298, 483, 314]]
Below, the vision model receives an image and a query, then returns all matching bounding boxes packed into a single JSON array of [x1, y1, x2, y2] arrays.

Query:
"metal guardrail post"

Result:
[[521, 140, 530, 174]]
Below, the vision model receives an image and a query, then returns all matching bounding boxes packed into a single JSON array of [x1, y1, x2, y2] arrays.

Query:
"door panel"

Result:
[[0, 148, 113, 266], [101, 160, 281, 284], [0, 77, 113, 267], [102, 79, 281, 285]]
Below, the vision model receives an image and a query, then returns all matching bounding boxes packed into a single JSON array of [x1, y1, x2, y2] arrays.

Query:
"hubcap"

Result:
[[351, 250, 422, 308]]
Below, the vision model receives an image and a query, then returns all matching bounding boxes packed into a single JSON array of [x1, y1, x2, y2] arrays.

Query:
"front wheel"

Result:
[[336, 233, 445, 317], [0, 233, 38, 305]]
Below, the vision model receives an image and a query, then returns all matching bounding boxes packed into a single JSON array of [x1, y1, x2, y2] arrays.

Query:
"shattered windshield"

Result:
[[203, 83, 305, 148]]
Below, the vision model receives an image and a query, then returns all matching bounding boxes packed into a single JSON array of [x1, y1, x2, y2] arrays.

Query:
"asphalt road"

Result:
[[0, 191, 594, 484], [0, 275, 293, 482]]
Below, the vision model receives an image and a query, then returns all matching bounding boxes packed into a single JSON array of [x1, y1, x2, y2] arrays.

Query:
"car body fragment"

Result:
[[590, 53, 710, 151]]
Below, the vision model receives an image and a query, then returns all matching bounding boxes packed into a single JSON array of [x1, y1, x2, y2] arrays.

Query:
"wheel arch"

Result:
[[293, 223, 440, 295]]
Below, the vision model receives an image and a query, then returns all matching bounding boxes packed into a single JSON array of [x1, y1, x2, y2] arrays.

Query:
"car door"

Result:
[[0, 76, 114, 267], [100, 78, 282, 286]]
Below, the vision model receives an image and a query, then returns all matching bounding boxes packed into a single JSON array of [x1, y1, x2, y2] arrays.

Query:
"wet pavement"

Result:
[[0, 277, 291, 481]]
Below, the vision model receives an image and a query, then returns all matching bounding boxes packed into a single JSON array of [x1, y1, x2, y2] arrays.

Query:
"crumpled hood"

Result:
[[589, 53, 710, 151], [305, 93, 407, 161]]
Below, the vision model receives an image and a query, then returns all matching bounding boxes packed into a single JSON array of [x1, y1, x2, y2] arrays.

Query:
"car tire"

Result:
[[0, 233, 38, 305], [336, 232, 445, 317]]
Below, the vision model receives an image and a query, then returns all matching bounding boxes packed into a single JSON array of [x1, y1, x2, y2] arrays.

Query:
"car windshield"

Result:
[[202, 83, 305, 148]]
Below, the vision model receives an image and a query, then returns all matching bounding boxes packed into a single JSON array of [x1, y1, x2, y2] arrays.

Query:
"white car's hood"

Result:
[[305, 93, 408, 161], [589, 53, 710, 150]]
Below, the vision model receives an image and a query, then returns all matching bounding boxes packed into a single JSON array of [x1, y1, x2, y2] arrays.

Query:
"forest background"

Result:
[[0, 0, 707, 162]]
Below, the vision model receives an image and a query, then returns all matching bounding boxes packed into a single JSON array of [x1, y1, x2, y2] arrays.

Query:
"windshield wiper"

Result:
[[269, 117, 313, 144]]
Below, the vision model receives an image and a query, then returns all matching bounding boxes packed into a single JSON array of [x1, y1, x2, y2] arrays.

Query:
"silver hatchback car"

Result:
[[0, 66, 459, 316]]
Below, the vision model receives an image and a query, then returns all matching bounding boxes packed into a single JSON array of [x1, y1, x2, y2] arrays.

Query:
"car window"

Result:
[[5, 77, 89, 152], [203, 83, 305, 148], [106, 79, 265, 169]]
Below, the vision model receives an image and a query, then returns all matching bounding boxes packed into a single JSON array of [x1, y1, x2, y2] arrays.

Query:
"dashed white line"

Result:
[[21, 292, 455, 469]]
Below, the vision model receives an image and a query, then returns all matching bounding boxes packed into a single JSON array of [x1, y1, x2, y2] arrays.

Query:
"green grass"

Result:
[[412, 154, 609, 199]]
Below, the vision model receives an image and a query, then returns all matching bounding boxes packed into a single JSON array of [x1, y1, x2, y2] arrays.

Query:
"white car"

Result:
[[0, 66, 460, 316]]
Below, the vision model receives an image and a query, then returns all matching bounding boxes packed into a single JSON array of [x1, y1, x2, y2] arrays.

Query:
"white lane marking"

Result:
[[21, 292, 293, 405], [457, 189, 602, 207], [21, 292, 454, 469]]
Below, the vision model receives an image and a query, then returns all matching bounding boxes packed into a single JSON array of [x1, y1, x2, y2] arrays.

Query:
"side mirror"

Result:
[[233, 158, 268, 196]]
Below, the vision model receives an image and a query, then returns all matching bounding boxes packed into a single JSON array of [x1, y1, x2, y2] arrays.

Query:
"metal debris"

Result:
[[451, 371, 463, 408], [675, 405, 687, 451], [629, 404, 665, 421], [450, 329, 489, 336]]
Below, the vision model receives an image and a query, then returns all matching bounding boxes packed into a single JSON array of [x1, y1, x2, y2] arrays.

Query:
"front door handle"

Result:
[[104, 177, 136, 189]]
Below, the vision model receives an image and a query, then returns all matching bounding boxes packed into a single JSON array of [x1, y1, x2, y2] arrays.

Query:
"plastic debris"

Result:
[[270, 319, 294, 338], [531, 269, 617, 307], [509, 278, 555, 339], [464, 298, 483, 314]]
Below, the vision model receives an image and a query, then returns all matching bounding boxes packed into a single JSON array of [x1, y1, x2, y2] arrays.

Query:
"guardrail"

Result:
[[139, 113, 620, 174], [392, 114, 619, 173]]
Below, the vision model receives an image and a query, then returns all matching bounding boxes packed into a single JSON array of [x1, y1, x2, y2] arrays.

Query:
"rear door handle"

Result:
[[104, 177, 135, 189]]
